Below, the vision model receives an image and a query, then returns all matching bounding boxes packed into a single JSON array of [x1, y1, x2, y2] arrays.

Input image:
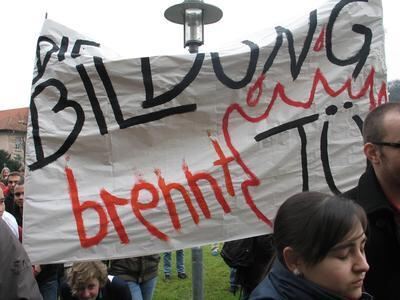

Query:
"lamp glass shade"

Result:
[[184, 8, 204, 47]]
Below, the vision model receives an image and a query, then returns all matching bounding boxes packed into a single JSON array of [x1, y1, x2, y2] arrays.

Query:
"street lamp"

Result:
[[164, 1, 222, 299], [165, 0, 223, 53]]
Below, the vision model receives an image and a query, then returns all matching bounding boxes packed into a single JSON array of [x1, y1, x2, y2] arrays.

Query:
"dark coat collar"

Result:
[[354, 165, 394, 214], [269, 259, 342, 300], [251, 259, 372, 300]]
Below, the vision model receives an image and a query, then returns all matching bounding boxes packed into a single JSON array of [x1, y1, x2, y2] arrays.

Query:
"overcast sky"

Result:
[[0, 0, 396, 111]]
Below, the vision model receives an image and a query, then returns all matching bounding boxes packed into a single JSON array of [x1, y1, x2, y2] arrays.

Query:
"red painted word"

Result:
[[66, 137, 237, 248]]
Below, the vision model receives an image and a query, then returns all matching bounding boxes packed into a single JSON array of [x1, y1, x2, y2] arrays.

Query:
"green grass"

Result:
[[153, 245, 238, 300]]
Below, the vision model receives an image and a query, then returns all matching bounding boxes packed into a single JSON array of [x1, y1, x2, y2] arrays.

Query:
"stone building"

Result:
[[0, 107, 28, 162]]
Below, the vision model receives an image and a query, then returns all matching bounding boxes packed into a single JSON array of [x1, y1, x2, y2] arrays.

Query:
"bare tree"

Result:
[[389, 80, 400, 102]]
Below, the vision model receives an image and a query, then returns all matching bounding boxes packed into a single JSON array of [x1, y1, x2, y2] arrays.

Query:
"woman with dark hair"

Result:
[[250, 191, 372, 300]]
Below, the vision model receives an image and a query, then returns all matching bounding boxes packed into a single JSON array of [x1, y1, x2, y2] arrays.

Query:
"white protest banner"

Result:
[[24, 0, 386, 264]]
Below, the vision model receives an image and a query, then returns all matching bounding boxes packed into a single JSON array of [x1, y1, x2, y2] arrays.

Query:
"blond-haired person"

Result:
[[60, 261, 131, 300]]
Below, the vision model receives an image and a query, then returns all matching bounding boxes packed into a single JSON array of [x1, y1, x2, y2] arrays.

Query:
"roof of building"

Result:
[[0, 107, 28, 131]]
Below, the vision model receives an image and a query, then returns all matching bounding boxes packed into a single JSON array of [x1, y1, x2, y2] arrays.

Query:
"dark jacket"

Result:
[[36, 264, 62, 286], [109, 254, 160, 283], [60, 276, 131, 300], [5, 192, 14, 213], [250, 259, 372, 300], [235, 234, 274, 294], [10, 201, 23, 227], [344, 165, 400, 300]]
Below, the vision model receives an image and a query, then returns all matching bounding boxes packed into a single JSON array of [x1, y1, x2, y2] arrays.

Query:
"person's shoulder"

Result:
[[107, 276, 132, 300], [1, 211, 19, 238], [108, 275, 126, 286], [360, 292, 373, 300], [2, 210, 17, 223], [342, 186, 358, 200], [249, 274, 281, 300]]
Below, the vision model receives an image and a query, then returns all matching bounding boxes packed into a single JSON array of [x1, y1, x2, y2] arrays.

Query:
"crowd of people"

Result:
[[1, 102, 400, 300]]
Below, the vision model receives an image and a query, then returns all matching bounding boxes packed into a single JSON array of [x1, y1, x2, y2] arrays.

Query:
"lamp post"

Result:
[[165, 0, 223, 53], [164, 1, 222, 299]]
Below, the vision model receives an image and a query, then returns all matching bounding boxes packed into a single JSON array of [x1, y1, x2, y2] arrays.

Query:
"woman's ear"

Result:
[[282, 246, 301, 273]]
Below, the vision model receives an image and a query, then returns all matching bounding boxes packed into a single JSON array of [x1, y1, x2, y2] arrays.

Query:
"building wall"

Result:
[[0, 107, 28, 164], [0, 130, 26, 160]]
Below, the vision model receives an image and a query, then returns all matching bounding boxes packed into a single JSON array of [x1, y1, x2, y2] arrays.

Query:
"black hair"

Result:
[[363, 102, 400, 143], [274, 191, 367, 266]]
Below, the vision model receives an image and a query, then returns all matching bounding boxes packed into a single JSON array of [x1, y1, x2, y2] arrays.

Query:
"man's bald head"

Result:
[[363, 102, 400, 144]]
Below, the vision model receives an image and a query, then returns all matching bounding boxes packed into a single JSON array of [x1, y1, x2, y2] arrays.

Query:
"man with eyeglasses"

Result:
[[5, 171, 22, 213], [344, 102, 400, 300]]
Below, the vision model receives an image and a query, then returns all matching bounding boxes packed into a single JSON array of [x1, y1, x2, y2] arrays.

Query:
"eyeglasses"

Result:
[[371, 142, 400, 148], [14, 192, 24, 197]]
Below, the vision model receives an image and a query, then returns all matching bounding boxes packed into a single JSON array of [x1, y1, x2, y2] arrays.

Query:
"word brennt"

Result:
[[66, 137, 239, 248]]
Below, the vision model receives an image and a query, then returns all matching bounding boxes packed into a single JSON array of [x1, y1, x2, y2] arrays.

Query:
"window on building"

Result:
[[15, 136, 24, 151]]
